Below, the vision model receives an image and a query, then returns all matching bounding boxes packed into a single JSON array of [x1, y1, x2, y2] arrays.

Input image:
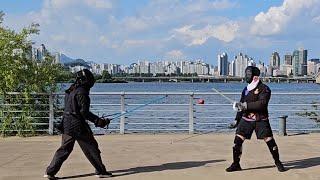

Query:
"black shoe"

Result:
[[43, 174, 57, 180], [226, 163, 242, 172], [95, 171, 113, 178], [275, 161, 287, 172]]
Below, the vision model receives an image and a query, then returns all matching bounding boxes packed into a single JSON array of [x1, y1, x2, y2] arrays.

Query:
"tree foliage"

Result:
[[0, 12, 61, 136], [96, 70, 113, 83]]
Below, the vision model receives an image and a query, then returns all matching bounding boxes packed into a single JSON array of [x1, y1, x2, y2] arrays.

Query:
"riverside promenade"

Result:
[[0, 133, 319, 180]]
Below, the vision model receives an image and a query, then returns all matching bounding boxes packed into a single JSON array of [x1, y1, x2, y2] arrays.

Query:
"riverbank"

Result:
[[0, 133, 319, 180]]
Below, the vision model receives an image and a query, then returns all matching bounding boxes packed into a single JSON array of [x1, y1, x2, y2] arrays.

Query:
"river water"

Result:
[[58, 82, 320, 133]]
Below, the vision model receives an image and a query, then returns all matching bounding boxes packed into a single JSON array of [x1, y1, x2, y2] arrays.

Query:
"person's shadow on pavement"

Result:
[[284, 157, 320, 169], [56, 159, 224, 179], [241, 156, 320, 171], [111, 159, 225, 177], [57, 173, 96, 179]]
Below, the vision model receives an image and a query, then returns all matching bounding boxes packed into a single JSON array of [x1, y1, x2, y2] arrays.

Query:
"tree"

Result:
[[0, 12, 62, 136], [100, 70, 113, 82]]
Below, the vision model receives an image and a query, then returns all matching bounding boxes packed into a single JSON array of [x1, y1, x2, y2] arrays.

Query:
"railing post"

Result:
[[120, 92, 125, 134], [189, 93, 194, 134], [278, 115, 288, 136], [48, 93, 54, 135]]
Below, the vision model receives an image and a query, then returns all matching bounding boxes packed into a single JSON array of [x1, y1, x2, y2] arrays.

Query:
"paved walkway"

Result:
[[0, 133, 319, 180]]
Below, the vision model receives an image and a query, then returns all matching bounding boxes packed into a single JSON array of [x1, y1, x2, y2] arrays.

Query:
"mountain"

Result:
[[60, 53, 75, 64], [60, 54, 90, 68], [64, 58, 90, 68]]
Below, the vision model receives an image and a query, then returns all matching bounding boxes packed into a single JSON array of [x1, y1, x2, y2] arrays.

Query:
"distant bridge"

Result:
[[113, 76, 318, 83]]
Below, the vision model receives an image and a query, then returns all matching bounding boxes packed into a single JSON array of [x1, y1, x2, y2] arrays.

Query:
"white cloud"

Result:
[[251, 0, 319, 36], [121, 38, 168, 49], [185, 0, 237, 12], [312, 16, 320, 23], [123, 39, 149, 47], [211, 0, 238, 9], [44, 0, 112, 9], [173, 22, 239, 46], [84, 0, 113, 9], [116, 0, 237, 35], [46, 0, 77, 9], [122, 17, 149, 32], [99, 36, 109, 45], [50, 34, 66, 42], [165, 50, 185, 59]]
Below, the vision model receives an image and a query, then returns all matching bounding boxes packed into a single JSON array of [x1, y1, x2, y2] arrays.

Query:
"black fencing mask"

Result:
[[75, 69, 95, 89], [245, 66, 260, 83]]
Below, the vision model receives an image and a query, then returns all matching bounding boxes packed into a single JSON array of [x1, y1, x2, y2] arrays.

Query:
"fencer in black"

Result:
[[44, 69, 112, 179]]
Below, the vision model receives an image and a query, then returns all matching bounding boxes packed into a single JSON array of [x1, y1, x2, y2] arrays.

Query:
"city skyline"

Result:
[[1, 0, 320, 65], [60, 47, 319, 78], [28, 42, 318, 77]]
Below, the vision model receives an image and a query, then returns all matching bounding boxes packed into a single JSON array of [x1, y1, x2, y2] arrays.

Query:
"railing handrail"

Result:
[[4, 91, 320, 96], [1, 91, 320, 135]]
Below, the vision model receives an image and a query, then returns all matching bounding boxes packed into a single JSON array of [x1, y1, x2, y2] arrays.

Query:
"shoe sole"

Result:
[[43, 175, 57, 179], [226, 169, 242, 172], [277, 168, 287, 172], [95, 174, 113, 178]]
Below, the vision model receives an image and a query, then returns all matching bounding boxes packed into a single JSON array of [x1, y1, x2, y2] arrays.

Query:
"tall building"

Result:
[[279, 54, 293, 76], [70, 65, 87, 73], [229, 60, 235, 76], [284, 54, 292, 65], [108, 64, 121, 74], [128, 63, 139, 74], [234, 53, 251, 77], [248, 58, 256, 67], [165, 62, 179, 75], [270, 52, 280, 69], [90, 63, 100, 74], [292, 49, 307, 76], [218, 52, 228, 76], [257, 62, 267, 77], [307, 59, 320, 76], [31, 44, 48, 61], [195, 61, 209, 75], [267, 65, 273, 76], [209, 65, 215, 75], [54, 52, 61, 64], [138, 60, 150, 74]]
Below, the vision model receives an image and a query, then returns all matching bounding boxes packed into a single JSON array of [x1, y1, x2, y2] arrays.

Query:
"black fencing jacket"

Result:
[[62, 86, 98, 136], [235, 81, 271, 122]]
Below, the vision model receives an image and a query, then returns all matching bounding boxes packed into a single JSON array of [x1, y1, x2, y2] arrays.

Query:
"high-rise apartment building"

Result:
[[234, 53, 250, 77], [218, 52, 228, 76], [284, 54, 292, 65], [307, 59, 320, 75], [270, 52, 280, 69], [292, 49, 307, 76]]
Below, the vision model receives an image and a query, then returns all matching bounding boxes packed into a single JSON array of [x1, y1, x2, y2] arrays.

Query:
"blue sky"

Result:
[[1, 0, 319, 65]]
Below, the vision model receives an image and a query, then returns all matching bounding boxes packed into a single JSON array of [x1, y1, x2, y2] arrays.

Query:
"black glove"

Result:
[[94, 117, 111, 128], [228, 120, 239, 129], [233, 102, 247, 112]]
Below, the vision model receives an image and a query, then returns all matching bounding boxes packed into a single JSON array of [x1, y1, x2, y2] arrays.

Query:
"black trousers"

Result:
[[46, 133, 107, 176]]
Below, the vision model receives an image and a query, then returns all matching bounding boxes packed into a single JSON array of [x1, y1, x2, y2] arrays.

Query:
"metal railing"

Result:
[[1, 92, 320, 135]]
